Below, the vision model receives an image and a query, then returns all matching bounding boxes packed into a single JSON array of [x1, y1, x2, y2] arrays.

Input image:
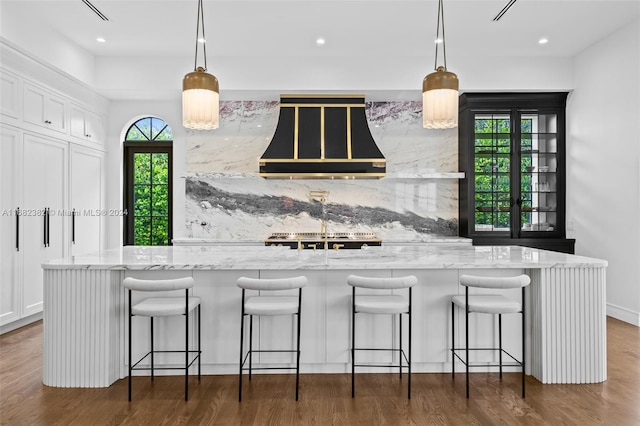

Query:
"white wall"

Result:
[[567, 18, 640, 325]]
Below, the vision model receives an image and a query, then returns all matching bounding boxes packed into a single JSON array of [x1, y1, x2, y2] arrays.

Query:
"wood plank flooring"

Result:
[[1, 317, 638, 425]]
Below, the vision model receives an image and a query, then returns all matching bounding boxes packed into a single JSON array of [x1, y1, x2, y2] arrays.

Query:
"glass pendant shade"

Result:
[[422, 66, 459, 129], [182, 67, 219, 130], [182, 0, 219, 130], [422, 0, 459, 129]]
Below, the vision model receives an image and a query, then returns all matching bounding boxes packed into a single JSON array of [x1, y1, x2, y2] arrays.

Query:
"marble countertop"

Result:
[[171, 237, 473, 246], [42, 244, 608, 271]]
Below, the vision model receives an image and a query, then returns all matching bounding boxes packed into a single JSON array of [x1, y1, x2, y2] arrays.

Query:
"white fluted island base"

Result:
[[42, 245, 607, 387]]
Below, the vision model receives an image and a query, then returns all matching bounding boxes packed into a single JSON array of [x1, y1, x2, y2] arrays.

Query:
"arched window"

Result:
[[123, 117, 173, 245]]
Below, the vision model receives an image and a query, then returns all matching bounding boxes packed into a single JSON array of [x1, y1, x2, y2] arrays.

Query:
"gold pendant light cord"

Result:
[[193, 0, 208, 72], [433, 0, 447, 71]]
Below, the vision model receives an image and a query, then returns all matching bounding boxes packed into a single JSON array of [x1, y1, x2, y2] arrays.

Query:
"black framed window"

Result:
[[123, 117, 173, 246]]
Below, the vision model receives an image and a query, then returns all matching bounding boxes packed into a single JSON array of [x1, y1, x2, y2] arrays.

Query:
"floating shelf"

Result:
[[183, 172, 466, 180], [384, 172, 466, 179]]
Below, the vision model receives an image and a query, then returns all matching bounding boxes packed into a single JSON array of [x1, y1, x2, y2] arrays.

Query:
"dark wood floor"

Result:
[[1, 317, 639, 425]]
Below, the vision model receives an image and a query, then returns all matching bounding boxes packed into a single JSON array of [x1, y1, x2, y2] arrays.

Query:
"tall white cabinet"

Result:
[[0, 62, 107, 333], [70, 145, 104, 256], [22, 134, 68, 316], [0, 126, 22, 326]]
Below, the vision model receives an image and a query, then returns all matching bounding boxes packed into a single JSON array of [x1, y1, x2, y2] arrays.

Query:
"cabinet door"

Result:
[[23, 83, 67, 134], [0, 126, 22, 326], [70, 104, 104, 145], [518, 112, 562, 235], [474, 110, 563, 237], [69, 105, 86, 139], [471, 112, 514, 235], [22, 134, 67, 316], [70, 146, 104, 256], [84, 110, 103, 144], [1, 70, 20, 120]]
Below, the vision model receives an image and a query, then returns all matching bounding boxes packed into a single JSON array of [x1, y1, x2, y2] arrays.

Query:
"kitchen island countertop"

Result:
[[43, 244, 607, 271]]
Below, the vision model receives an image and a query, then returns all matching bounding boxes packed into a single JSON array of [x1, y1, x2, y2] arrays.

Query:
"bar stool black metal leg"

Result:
[[408, 288, 412, 399], [295, 288, 302, 401], [351, 287, 356, 398], [185, 296, 189, 401], [198, 305, 201, 380], [128, 290, 132, 402], [249, 315, 253, 381], [499, 313, 503, 379], [150, 317, 154, 381], [522, 287, 526, 398], [451, 301, 455, 380], [465, 289, 470, 399], [239, 291, 245, 402], [399, 312, 403, 380]]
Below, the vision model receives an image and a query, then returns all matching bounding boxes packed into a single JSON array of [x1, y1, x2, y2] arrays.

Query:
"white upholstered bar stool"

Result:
[[348, 274, 417, 399], [237, 276, 308, 401], [451, 274, 530, 398], [123, 277, 201, 401]]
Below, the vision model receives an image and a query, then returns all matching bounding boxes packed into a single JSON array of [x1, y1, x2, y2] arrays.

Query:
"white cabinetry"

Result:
[[1, 69, 20, 120], [23, 82, 67, 134], [70, 145, 104, 256], [70, 103, 103, 145], [0, 65, 107, 333], [22, 133, 68, 316], [0, 126, 22, 326], [0, 127, 68, 326]]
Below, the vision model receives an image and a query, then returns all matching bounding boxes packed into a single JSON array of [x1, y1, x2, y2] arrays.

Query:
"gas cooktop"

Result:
[[265, 232, 381, 250]]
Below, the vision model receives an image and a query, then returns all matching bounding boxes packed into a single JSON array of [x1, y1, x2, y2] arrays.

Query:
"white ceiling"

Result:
[[1, 0, 639, 100], [2, 0, 639, 58]]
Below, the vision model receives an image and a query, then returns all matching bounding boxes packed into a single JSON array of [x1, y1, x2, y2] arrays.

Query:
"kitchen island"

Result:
[[42, 244, 607, 388]]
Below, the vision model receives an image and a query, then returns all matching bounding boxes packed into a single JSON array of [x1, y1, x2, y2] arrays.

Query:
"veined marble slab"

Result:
[[184, 101, 461, 240], [43, 245, 607, 271]]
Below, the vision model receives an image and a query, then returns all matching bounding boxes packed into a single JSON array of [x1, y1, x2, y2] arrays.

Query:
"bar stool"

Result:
[[348, 274, 417, 399], [237, 276, 308, 401], [451, 274, 530, 398], [123, 277, 201, 401]]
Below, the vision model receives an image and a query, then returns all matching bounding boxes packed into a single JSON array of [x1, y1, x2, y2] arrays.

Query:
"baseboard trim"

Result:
[[0, 312, 43, 335], [607, 303, 640, 326]]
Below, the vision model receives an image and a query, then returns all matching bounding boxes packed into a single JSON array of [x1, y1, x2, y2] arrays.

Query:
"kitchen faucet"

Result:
[[308, 190, 330, 250]]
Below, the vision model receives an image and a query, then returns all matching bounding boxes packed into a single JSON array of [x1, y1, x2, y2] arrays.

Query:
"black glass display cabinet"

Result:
[[458, 93, 575, 253]]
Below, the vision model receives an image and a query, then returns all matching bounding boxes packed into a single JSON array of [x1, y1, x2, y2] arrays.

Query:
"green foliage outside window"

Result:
[[474, 116, 534, 230], [125, 117, 172, 246], [133, 153, 169, 245]]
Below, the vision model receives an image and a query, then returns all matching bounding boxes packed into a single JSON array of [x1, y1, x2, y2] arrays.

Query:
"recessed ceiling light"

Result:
[[257, 124, 262, 128], [538, 38, 549, 44], [434, 38, 443, 44], [96, 37, 106, 43], [316, 38, 325, 45], [198, 37, 206, 44]]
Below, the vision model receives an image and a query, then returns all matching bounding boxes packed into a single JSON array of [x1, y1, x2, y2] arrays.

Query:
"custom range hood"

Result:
[[259, 94, 386, 178]]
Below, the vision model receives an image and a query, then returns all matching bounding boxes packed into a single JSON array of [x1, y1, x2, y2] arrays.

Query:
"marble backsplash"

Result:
[[185, 101, 460, 241]]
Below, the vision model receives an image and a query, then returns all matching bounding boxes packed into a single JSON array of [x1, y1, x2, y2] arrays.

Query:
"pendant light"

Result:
[[182, 0, 219, 130], [422, 0, 459, 129]]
